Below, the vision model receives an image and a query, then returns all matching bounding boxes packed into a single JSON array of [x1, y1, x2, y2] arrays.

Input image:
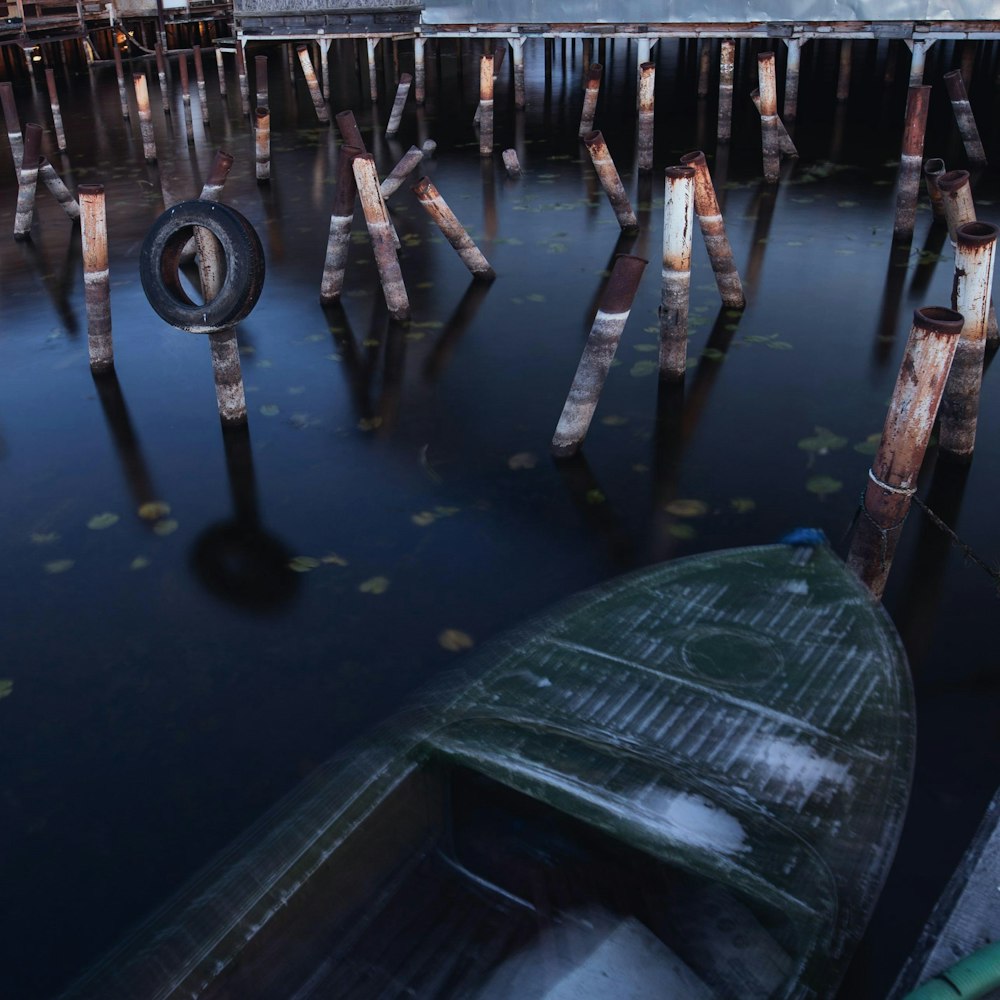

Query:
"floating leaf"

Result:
[[601, 415, 628, 426], [0, 679, 11, 700], [701, 348, 726, 361], [359, 576, 390, 595], [798, 426, 847, 454], [586, 489, 605, 505], [357, 416, 383, 431], [130, 556, 151, 570], [853, 434, 881, 455], [766, 340, 793, 350], [138, 501, 171, 520], [435, 506, 459, 517], [44, 559, 74, 574], [438, 629, 475, 652], [669, 523, 697, 540], [30, 532, 59, 544], [289, 556, 321, 573], [634, 343, 657, 352], [260, 404, 280, 417], [322, 553, 349, 566], [153, 519, 179, 536], [527, 293, 546, 302], [665, 499, 709, 517], [806, 475, 843, 496], [412, 511, 437, 527], [508, 452, 538, 470], [730, 497, 756, 513], [87, 512, 120, 530], [630, 360, 658, 377]]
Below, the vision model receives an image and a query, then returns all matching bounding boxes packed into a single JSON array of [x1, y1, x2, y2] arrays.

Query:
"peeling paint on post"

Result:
[[939, 222, 998, 460], [1, 82, 23, 172], [297, 45, 329, 124], [479, 55, 494, 157], [757, 53, 779, 183], [79, 184, 114, 373], [255, 54, 268, 109], [551, 254, 648, 458], [751, 88, 798, 158], [44, 68, 66, 153], [178, 53, 194, 145], [512, 38, 526, 110], [414, 38, 426, 104], [114, 43, 132, 120], [783, 37, 801, 125], [366, 38, 378, 103], [908, 38, 927, 86], [320, 144, 361, 306], [193, 45, 209, 124], [215, 49, 227, 100], [134, 71, 157, 163], [659, 165, 695, 380], [335, 109, 367, 151], [847, 306, 963, 599], [413, 176, 495, 280], [39, 157, 79, 219], [386, 72, 412, 137], [583, 130, 637, 232], [13, 123, 41, 239], [235, 42, 250, 116], [354, 153, 409, 320], [679, 150, 745, 308], [180, 151, 235, 262], [502, 148, 521, 178], [718, 40, 735, 141], [893, 85, 931, 240], [943, 70, 987, 167], [924, 158, 946, 223], [637, 62, 655, 172], [379, 144, 423, 199], [154, 42, 169, 114], [579, 63, 602, 137], [255, 107, 270, 183]]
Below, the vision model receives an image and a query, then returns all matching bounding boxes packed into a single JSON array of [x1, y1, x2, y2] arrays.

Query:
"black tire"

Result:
[[139, 200, 265, 334]]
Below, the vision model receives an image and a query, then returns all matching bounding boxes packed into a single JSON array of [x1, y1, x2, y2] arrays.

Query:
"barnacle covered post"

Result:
[[579, 63, 602, 137]]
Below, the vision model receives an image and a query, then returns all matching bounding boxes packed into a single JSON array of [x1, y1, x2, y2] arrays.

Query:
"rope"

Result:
[[868, 467, 916, 496]]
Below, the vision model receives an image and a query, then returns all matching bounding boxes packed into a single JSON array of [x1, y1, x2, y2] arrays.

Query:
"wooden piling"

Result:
[[79, 183, 114, 372], [893, 85, 931, 240], [637, 62, 655, 172], [39, 157, 79, 219], [134, 71, 157, 163], [297, 45, 329, 124], [154, 41, 169, 114], [178, 53, 194, 144], [255, 54, 268, 108], [13, 123, 41, 239], [114, 42, 131, 120], [659, 165, 696, 380], [943, 69, 987, 167], [938, 222, 998, 459], [551, 254, 648, 457], [757, 53, 779, 183], [479, 55, 494, 157], [44, 68, 66, 153], [379, 144, 423, 199], [354, 153, 409, 320], [255, 107, 270, 182], [847, 306, 964, 599], [579, 63, 602, 137], [679, 150, 745, 308], [385, 72, 412, 137], [412, 176, 495, 280], [582, 130, 638, 232], [718, 39, 735, 141], [502, 148, 521, 178], [923, 158, 946, 222], [193, 45, 208, 124], [320, 144, 361, 306], [0, 82, 23, 172]]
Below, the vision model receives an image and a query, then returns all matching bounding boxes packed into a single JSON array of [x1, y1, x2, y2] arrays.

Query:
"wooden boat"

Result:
[[63, 540, 913, 1000]]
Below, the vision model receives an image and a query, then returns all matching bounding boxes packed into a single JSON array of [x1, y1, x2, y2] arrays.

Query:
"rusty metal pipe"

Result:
[[847, 306, 964, 598], [366, 37, 378, 102], [943, 70, 987, 167], [193, 45, 208, 124], [479, 55, 494, 157], [13, 122, 42, 239], [579, 63, 602, 137], [583, 130, 637, 232], [335, 109, 366, 151], [757, 53, 779, 183], [209, 330, 247, 426], [44, 68, 66, 153], [39, 156, 79, 219], [783, 37, 801, 125], [502, 148, 521, 178], [79, 183, 113, 372], [254, 54, 268, 109], [180, 150, 235, 262], [551, 254, 648, 457], [836, 39, 852, 102], [414, 37, 426, 104], [133, 71, 157, 163], [939, 221, 998, 459], [215, 48, 227, 99], [385, 71, 412, 137], [751, 88, 798, 158], [718, 39, 735, 141], [297, 45, 329, 124], [255, 107, 270, 182], [679, 150, 745, 308], [659, 165, 696, 380], [354, 153, 409, 320], [154, 41, 169, 114], [637, 62, 655, 172], [379, 144, 423, 199], [924, 157, 946, 223], [114, 42, 132, 120], [235, 41, 250, 116], [512, 37, 526, 110], [320, 144, 361, 306], [178, 53, 194, 145], [1, 82, 23, 172], [893, 85, 931, 239], [412, 175, 495, 280], [697, 39, 711, 98]]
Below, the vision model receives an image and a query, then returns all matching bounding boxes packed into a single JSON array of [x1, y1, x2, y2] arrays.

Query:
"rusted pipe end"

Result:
[[586, 63, 603, 84], [923, 157, 946, 177], [757, 52, 775, 66], [601, 255, 648, 313], [956, 220, 999, 248], [664, 165, 696, 181], [679, 150, 707, 168], [943, 68, 966, 97], [936, 169, 971, 193], [582, 130, 604, 149], [78, 183, 105, 197], [412, 175, 433, 198], [913, 305, 964, 336], [399, 72, 413, 85], [256, 55, 267, 71], [256, 106, 269, 121], [206, 151, 235, 186], [296, 44, 308, 54], [335, 110, 366, 151], [22, 122, 42, 163]]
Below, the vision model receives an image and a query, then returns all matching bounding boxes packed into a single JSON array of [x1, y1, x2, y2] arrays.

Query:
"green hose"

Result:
[[903, 941, 1000, 999]]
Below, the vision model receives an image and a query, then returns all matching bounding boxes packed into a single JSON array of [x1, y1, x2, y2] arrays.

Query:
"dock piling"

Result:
[[255, 107, 270, 182], [783, 37, 801, 125], [154, 42, 170, 115], [582, 130, 638, 232], [757, 53, 779, 183], [39, 156, 79, 219], [193, 45, 209, 124], [892, 85, 931, 240], [297, 45, 329, 124], [923, 158, 946, 222], [637, 62, 655, 172], [380, 144, 423, 199], [502, 148, 521, 178], [178, 53, 194, 144], [386, 72, 412, 137], [255, 54, 268, 109], [479, 55, 494, 156], [1, 82, 23, 172], [718, 40, 735, 141], [134, 71, 157, 163], [13, 123, 42, 239], [354, 153, 409, 320], [579, 63, 602, 137], [944, 69, 987, 167], [412, 176, 495, 280], [114, 43, 132, 120], [79, 184, 113, 372], [44, 68, 66, 153], [659, 165, 696, 380], [320, 144, 361, 305]]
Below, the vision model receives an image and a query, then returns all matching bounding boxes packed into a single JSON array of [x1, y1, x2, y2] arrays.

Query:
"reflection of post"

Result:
[[215, 49, 228, 100], [872, 238, 911, 368], [323, 303, 375, 421], [583, 130, 637, 231], [744, 183, 777, 298], [659, 165, 695, 380], [909, 215, 948, 297], [717, 40, 734, 141], [847, 306, 964, 599], [893, 85, 931, 240], [423, 279, 493, 381], [377, 318, 407, 434], [939, 222, 997, 460], [551, 254, 648, 457], [943, 70, 987, 167], [412, 176, 495, 280], [923, 157, 946, 222], [481, 157, 497, 241], [649, 378, 685, 561]]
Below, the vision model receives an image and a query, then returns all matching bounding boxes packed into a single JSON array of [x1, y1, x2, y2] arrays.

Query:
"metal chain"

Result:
[[911, 493, 1000, 590]]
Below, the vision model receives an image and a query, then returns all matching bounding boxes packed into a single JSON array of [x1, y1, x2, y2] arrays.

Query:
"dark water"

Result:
[[1, 35, 999, 999]]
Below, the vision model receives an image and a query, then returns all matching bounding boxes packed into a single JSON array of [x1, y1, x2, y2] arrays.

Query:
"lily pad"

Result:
[[289, 556, 322, 573], [322, 553, 349, 566], [87, 512, 120, 530], [665, 499, 709, 517], [508, 452, 538, 470], [600, 415, 629, 427], [359, 576, 390, 595], [438, 629, 474, 652], [130, 556, 151, 570], [138, 501, 171, 520], [806, 475, 843, 497], [153, 519, 179, 536], [44, 559, 74, 574], [0, 679, 11, 700], [730, 497, 756, 513], [411, 511, 437, 527], [798, 427, 848, 454], [30, 532, 59, 544], [630, 360, 658, 377], [668, 523, 697, 540], [260, 404, 280, 417], [853, 434, 881, 456]]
